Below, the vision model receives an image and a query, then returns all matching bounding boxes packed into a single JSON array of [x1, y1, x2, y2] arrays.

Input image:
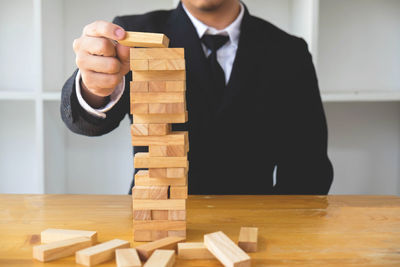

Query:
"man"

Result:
[[61, 0, 334, 195]]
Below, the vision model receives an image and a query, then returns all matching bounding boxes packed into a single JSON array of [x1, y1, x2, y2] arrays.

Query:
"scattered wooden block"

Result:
[[166, 168, 186, 178], [133, 112, 188, 124], [204, 231, 251, 267], [135, 236, 185, 261], [168, 210, 186, 221], [130, 92, 185, 104], [149, 59, 185, 71], [131, 131, 187, 146], [151, 210, 168, 220], [133, 220, 186, 232], [134, 230, 168, 242], [238, 227, 258, 253], [130, 59, 148, 71], [135, 170, 187, 186], [170, 186, 188, 199], [75, 239, 130, 266], [143, 249, 175, 267], [131, 124, 149, 136], [132, 186, 168, 199], [132, 199, 186, 210], [131, 103, 149, 114], [33, 237, 92, 262], [130, 81, 149, 92], [177, 242, 215, 260], [131, 48, 184, 60], [116, 248, 141, 267], [118, 32, 169, 48], [40, 228, 97, 244], [168, 230, 186, 238], [134, 152, 188, 168], [148, 103, 185, 114], [133, 210, 151, 220], [132, 70, 185, 81], [148, 124, 170, 136]]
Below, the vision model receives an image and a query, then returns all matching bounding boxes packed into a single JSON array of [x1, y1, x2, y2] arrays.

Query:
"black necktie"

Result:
[[201, 34, 230, 110]]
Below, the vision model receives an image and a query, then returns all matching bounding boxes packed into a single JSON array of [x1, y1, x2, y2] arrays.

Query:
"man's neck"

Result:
[[181, 0, 241, 30]]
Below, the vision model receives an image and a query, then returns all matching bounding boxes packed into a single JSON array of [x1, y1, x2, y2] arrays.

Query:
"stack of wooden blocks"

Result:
[[121, 32, 189, 242]]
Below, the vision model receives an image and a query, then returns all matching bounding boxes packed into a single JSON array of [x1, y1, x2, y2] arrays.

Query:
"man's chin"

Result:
[[190, 0, 226, 12]]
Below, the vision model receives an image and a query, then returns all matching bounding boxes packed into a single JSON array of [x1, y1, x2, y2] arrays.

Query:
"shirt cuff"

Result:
[[75, 70, 125, 119]]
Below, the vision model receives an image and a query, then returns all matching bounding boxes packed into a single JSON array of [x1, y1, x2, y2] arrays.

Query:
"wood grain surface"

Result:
[[0, 194, 399, 266]]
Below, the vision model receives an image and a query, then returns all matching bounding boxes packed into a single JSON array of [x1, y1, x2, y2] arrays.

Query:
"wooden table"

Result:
[[0, 195, 399, 266]]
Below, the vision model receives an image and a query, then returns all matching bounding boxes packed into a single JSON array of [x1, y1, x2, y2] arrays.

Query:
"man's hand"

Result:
[[73, 20, 130, 108]]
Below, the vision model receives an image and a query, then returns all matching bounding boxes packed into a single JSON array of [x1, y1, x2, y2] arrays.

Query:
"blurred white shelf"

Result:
[[322, 90, 400, 102], [42, 92, 61, 101]]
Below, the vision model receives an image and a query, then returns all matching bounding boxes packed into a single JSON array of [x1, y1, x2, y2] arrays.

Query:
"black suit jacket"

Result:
[[61, 3, 334, 195]]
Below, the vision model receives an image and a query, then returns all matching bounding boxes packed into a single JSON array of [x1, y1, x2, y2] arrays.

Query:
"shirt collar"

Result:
[[182, 2, 244, 48]]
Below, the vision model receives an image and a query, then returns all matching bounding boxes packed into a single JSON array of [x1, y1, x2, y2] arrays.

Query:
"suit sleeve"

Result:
[[273, 38, 334, 195], [60, 16, 131, 136]]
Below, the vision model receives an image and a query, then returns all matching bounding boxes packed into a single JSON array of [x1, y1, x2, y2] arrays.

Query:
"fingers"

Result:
[[81, 70, 122, 96], [73, 36, 116, 57], [83, 20, 125, 40], [76, 52, 121, 74]]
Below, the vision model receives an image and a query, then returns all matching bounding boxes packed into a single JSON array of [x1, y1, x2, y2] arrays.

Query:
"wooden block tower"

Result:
[[119, 32, 188, 242]]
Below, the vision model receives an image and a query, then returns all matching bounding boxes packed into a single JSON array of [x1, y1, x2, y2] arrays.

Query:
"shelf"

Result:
[[42, 92, 61, 101], [321, 90, 400, 102], [0, 91, 36, 100]]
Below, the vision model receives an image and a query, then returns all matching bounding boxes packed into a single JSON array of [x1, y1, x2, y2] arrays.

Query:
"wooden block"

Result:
[[168, 210, 186, 221], [165, 81, 186, 92], [130, 81, 149, 92], [130, 92, 185, 104], [168, 230, 186, 238], [33, 237, 92, 262], [148, 103, 185, 114], [132, 70, 185, 81], [166, 168, 186, 178], [151, 210, 169, 220], [133, 220, 186, 232], [148, 81, 166, 92], [116, 248, 141, 267], [148, 124, 170, 136], [148, 168, 167, 177], [149, 59, 185, 71], [135, 236, 185, 261], [133, 112, 188, 123], [133, 210, 151, 220], [130, 59, 148, 71], [135, 170, 187, 186], [170, 186, 188, 199], [131, 131, 187, 146], [40, 228, 97, 244], [118, 32, 169, 48], [131, 124, 149, 136], [132, 186, 168, 199], [76, 239, 130, 266], [149, 81, 186, 92], [148, 145, 187, 157], [131, 48, 184, 60], [131, 103, 148, 114], [132, 199, 186, 210], [238, 227, 258, 253], [149, 146, 167, 157], [143, 249, 175, 267], [177, 242, 215, 260], [134, 230, 168, 242], [204, 231, 251, 267], [134, 153, 188, 168]]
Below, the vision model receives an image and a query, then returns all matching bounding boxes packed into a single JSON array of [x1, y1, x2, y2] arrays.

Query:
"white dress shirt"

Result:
[[76, 3, 244, 118]]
